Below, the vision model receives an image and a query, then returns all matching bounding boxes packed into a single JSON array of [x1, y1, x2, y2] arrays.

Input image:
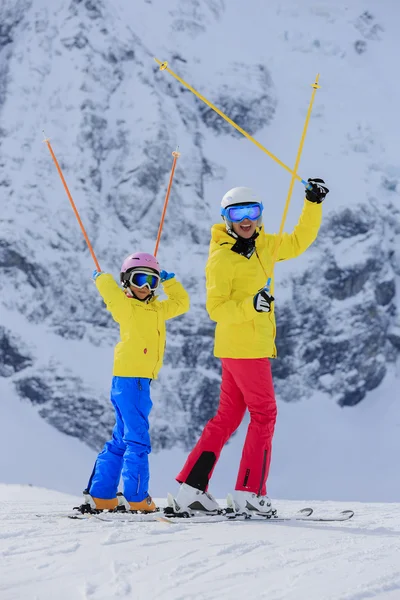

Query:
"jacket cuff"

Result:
[[304, 198, 323, 210]]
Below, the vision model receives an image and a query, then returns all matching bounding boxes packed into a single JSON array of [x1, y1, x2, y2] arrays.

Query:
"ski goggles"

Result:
[[221, 202, 263, 223], [127, 270, 160, 291]]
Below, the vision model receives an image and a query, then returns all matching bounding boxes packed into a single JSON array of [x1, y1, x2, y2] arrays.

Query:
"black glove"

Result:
[[254, 289, 274, 313], [305, 178, 329, 203]]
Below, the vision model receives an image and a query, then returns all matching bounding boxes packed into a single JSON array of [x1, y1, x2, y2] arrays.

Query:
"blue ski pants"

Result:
[[87, 376, 153, 502]]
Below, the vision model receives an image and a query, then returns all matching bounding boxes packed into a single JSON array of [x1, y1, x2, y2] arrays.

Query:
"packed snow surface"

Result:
[[1, 485, 399, 600]]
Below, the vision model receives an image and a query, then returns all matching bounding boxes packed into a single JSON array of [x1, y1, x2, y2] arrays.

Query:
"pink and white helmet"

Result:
[[120, 252, 160, 285]]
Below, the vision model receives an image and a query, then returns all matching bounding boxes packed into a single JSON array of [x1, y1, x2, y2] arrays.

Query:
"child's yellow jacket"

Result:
[[96, 274, 189, 379]]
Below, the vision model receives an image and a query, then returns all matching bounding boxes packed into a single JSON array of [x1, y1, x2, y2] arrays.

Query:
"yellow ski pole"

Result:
[[265, 74, 321, 292], [154, 58, 313, 189]]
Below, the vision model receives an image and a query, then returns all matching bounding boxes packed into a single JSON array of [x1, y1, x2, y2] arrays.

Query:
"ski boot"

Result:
[[166, 483, 221, 517], [74, 490, 118, 514], [228, 491, 277, 518], [129, 497, 157, 512], [74, 491, 157, 515]]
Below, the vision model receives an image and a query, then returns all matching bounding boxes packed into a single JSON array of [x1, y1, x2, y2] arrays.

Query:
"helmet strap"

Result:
[[225, 220, 260, 243], [223, 218, 238, 238], [227, 227, 238, 239]]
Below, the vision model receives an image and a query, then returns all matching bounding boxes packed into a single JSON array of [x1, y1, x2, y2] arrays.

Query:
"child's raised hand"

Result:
[[160, 270, 175, 283]]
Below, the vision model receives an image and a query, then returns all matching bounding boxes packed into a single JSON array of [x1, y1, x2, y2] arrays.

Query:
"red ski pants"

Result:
[[176, 357, 277, 495]]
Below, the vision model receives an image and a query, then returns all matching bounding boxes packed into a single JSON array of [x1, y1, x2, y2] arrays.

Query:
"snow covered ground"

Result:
[[1, 484, 399, 600]]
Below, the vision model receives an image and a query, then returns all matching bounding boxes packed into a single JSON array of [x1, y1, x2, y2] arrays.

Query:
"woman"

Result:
[[173, 178, 329, 515]]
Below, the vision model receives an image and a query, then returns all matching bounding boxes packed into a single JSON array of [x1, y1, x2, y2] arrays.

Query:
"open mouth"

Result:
[[240, 223, 252, 233]]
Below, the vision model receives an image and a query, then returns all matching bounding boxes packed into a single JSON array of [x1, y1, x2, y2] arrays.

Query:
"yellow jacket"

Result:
[[206, 199, 322, 358], [96, 274, 189, 379]]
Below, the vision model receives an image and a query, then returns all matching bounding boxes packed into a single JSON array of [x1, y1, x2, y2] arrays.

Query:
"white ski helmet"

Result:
[[221, 187, 263, 230]]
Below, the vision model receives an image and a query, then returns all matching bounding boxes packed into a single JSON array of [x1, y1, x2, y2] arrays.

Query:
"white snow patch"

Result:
[[0, 484, 400, 600]]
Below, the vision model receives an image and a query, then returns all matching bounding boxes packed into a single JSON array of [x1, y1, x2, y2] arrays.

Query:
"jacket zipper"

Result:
[[255, 249, 268, 279], [255, 250, 277, 357], [152, 312, 161, 379]]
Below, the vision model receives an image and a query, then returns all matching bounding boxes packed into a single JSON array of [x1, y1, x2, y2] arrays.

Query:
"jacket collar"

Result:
[[210, 223, 264, 255], [124, 288, 157, 304]]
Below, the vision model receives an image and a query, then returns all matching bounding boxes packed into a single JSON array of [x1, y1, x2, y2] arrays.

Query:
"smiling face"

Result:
[[232, 218, 258, 239]]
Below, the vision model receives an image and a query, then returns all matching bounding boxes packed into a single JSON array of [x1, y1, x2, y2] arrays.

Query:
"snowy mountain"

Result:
[[1, 485, 400, 600], [1, 0, 400, 498]]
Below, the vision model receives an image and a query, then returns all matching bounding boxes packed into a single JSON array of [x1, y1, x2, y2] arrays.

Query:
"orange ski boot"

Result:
[[128, 496, 157, 512]]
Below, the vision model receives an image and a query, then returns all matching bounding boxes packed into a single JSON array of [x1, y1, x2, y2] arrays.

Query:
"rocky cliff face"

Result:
[[0, 0, 399, 451], [273, 201, 399, 407]]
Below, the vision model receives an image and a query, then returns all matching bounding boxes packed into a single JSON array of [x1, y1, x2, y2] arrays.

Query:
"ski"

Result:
[[224, 493, 355, 523], [297, 510, 354, 522], [162, 506, 314, 523], [67, 511, 172, 524], [64, 507, 354, 524], [37, 493, 354, 524]]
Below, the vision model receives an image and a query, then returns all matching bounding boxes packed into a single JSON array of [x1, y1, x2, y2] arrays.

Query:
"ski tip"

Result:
[[340, 510, 355, 519], [298, 507, 313, 517]]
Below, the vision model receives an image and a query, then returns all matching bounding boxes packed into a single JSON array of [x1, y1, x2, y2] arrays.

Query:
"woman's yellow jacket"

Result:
[[95, 275, 189, 379], [206, 199, 322, 359]]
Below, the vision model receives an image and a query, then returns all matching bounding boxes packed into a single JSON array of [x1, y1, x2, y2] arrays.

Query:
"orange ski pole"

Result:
[[43, 132, 101, 271], [154, 149, 180, 257]]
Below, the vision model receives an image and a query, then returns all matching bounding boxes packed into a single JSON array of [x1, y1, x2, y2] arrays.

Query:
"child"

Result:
[[79, 252, 189, 513]]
